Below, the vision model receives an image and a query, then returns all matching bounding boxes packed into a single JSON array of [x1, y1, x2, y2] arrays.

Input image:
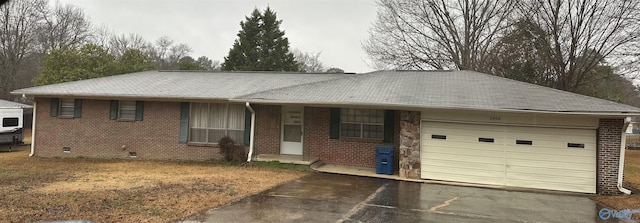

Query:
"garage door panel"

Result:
[[506, 172, 595, 186], [508, 147, 593, 154], [424, 129, 503, 140], [506, 165, 595, 179], [422, 157, 505, 171], [505, 158, 594, 171], [423, 149, 504, 164], [507, 126, 593, 135], [506, 151, 595, 163], [506, 179, 594, 194], [422, 172, 505, 186], [421, 120, 596, 193], [424, 121, 505, 132], [424, 141, 504, 153], [424, 139, 507, 150]]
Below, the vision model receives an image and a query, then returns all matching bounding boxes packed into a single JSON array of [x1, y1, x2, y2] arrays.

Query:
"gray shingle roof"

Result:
[[241, 70, 640, 114], [0, 99, 32, 109], [11, 70, 640, 115], [12, 71, 346, 100]]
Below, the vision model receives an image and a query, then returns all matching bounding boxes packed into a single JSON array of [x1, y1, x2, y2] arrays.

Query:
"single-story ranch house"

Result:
[[11, 70, 640, 195]]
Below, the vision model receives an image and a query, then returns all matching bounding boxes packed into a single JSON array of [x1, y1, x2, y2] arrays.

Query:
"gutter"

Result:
[[29, 101, 36, 157], [618, 117, 632, 194], [245, 102, 256, 162], [229, 99, 640, 117]]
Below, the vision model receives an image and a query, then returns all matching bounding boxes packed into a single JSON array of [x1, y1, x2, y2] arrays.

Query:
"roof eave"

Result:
[[233, 99, 640, 117]]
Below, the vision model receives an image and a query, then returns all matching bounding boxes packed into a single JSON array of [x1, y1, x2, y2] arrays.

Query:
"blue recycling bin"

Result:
[[376, 145, 394, 175]]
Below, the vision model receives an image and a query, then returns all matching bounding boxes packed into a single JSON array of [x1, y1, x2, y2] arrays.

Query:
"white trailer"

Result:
[[0, 99, 32, 145]]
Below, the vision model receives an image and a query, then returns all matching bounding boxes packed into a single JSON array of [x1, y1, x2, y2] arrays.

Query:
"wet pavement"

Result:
[[179, 173, 617, 223]]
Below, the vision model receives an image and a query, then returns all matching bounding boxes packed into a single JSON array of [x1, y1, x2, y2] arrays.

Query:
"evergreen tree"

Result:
[[222, 7, 298, 71]]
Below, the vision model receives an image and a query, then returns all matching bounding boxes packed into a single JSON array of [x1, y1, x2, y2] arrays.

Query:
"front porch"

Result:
[[254, 154, 319, 165]]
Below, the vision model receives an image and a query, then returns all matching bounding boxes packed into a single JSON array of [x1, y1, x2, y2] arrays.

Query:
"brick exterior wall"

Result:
[[303, 107, 400, 169], [254, 104, 281, 155], [597, 118, 624, 195], [34, 98, 221, 160]]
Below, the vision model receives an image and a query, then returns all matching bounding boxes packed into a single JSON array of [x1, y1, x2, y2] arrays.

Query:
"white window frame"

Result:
[[59, 98, 75, 118], [189, 103, 245, 144], [118, 100, 136, 121], [340, 108, 384, 139]]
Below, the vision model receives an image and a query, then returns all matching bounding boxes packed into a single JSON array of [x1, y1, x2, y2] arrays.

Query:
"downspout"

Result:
[[29, 100, 36, 157], [245, 102, 256, 162], [618, 117, 632, 194]]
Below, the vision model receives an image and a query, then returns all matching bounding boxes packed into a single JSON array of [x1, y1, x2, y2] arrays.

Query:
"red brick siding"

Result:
[[254, 104, 281, 155], [597, 118, 624, 195], [34, 98, 221, 160], [303, 107, 400, 168]]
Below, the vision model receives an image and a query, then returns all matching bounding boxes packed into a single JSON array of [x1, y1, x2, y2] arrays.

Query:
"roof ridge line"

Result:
[[235, 73, 369, 99]]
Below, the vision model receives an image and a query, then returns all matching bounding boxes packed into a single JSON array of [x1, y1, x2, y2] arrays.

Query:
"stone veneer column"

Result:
[[399, 111, 421, 179], [597, 119, 624, 195]]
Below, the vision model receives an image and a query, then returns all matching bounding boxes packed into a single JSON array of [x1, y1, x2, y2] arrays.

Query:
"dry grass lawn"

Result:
[[593, 149, 640, 220], [0, 145, 309, 222]]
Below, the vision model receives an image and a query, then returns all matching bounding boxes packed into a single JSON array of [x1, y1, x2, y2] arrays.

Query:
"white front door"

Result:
[[281, 106, 303, 155]]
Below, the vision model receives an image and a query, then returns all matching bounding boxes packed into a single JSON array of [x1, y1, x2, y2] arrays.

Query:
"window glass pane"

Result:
[[227, 104, 245, 130], [118, 101, 136, 120], [59, 98, 75, 117], [363, 124, 384, 139], [190, 103, 209, 128], [227, 130, 244, 143], [284, 125, 302, 142], [189, 128, 207, 142], [2, 118, 18, 127], [340, 123, 361, 137], [208, 104, 227, 129], [208, 129, 226, 143]]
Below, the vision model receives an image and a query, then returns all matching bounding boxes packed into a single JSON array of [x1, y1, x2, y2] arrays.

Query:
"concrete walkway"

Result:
[[180, 173, 608, 223]]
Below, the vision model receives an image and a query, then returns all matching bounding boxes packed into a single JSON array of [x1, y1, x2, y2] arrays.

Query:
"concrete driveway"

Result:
[[181, 173, 609, 223]]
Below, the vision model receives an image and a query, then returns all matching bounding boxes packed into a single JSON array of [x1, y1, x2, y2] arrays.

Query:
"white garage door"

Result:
[[421, 121, 596, 193]]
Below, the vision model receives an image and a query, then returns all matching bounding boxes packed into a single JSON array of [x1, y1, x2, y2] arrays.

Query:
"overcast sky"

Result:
[[57, 0, 379, 73]]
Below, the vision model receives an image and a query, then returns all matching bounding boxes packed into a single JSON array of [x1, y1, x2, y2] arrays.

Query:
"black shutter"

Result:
[[135, 101, 144, 121], [50, 98, 59, 117], [329, 108, 340, 139], [244, 107, 252, 146], [179, 102, 190, 143], [73, 99, 82, 118], [109, 100, 118, 120], [383, 110, 395, 143]]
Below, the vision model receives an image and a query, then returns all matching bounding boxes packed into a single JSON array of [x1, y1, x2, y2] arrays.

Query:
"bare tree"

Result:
[[292, 49, 326, 72], [0, 0, 47, 99], [148, 36, 192, 70], [108, 33, 151, 57], [37, 2, 92, 53], [364, 0, 517, 70], [520, 0, 640, 92]]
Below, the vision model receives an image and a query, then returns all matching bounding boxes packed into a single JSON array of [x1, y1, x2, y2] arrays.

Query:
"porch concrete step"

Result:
[[255, 154, 319, 165]]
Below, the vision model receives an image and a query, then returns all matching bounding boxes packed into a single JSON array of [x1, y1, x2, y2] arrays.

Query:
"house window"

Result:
[[340, 108, 384, 139], [110, 100, 143, 121], [118, 101, 136, 120], [189, 103, 245, 143], [59, 98, 75, 117], [2, 118, 18, 127]]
